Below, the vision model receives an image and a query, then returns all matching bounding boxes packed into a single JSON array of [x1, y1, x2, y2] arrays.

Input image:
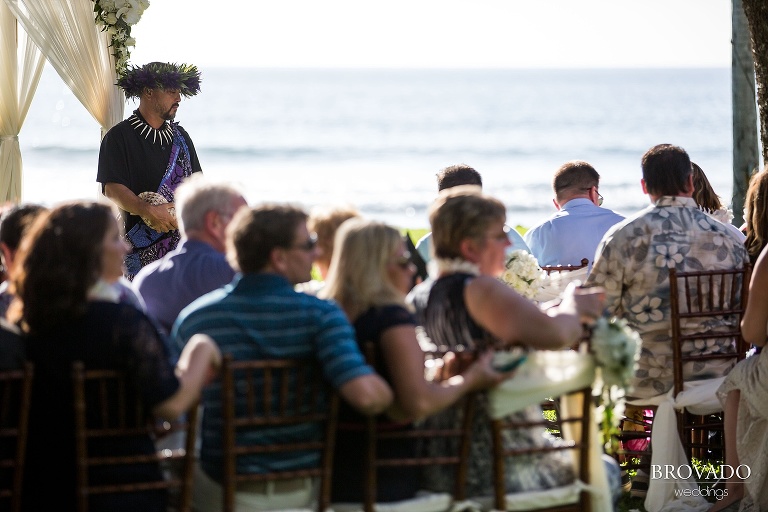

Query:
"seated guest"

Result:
[[712, 244, 768, 512], [320, 218, 507, 502], [744, 167, 768, 264], [408, 186, 606, 497], [296, 204, 361, 295], [0, 203, 46, 317], [415, 164, 530, 263], [691, 162, 745, 242], [524, 160, 624, 268], [587, 145, 748, 399], [307, 204, 360, 280], [133, 175, 247, 337], [586, 145, 748, 496], [173, 204, 393, 512], [12, 201, 219, 512]]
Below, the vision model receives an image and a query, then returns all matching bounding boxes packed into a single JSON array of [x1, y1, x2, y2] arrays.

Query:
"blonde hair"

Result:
[[320, 219, 406, 321], [307, 204, 361, 269]]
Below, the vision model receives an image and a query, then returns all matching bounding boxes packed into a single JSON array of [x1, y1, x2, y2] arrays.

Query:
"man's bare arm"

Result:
[[337, 373, 394, 416], [104, 183, 177, 232]]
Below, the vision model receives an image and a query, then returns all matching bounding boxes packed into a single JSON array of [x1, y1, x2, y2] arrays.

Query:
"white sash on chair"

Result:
[[627, 377, 725, 512]]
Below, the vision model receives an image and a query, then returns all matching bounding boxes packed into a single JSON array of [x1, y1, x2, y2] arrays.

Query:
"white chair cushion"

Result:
[[473, 482, 584, 511], [331, 491, 455, 512]]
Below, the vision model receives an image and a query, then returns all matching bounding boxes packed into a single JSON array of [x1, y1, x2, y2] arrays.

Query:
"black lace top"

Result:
[[22, 301, 179, 512]]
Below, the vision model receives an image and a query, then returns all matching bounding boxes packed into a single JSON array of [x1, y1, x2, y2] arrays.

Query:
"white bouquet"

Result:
[[500, 250, 546, 300], [589, 316, 642, 453]]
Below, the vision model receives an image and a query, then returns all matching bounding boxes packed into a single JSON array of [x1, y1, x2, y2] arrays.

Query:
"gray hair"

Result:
[[174, 175, 244, 235]]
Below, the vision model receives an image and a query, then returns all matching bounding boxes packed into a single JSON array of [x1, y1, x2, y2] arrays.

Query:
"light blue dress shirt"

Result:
[[523, 198, 624, 268]]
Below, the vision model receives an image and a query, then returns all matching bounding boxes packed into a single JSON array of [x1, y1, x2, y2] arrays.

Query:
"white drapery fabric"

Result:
[[3, 0, 124, 141], [0, 1, 44, 203]]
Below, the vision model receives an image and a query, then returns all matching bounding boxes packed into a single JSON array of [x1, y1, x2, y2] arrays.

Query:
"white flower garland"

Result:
[[93, 0, 150, 75], [706, 206, 734, 225], [431, 258, 480, 278]]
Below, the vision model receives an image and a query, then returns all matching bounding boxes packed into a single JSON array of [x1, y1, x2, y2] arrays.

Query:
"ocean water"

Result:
[[19, 66, 734, 229]]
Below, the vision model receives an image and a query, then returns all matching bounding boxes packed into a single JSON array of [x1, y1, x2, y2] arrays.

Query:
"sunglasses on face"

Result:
[[290, 233, 318, 252], [393, 251, 412, 269]]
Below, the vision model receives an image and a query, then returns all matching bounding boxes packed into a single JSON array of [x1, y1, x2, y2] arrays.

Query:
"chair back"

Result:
[[220, 353, 339, 512], [0, 363, 33, 512], [490, 385, 592, 511], [361, 342, 475, 512], [72, 361, 197, 512], [540, 258, 589, 276], [668, 265, 751, 463]]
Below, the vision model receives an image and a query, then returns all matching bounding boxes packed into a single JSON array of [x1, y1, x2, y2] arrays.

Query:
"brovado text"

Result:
[[652, 464, 751, 481]]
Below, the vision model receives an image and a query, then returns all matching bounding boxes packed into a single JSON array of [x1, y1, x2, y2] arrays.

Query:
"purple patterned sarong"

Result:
[[124, 123, 194, 280]]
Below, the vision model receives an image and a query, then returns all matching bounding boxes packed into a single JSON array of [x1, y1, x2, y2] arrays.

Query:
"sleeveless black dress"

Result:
[[410, 273, 575, 497]]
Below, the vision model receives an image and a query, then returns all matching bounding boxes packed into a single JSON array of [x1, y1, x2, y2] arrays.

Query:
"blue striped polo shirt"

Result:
[[173, 272, 374, 481]]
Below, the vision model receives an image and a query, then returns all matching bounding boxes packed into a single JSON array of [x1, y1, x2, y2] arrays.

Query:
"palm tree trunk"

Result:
[[742, 0, 768, 163], [732, 0, 759, 226]]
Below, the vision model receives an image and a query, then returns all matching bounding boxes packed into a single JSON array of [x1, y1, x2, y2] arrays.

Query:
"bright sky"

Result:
[[129, 0, 732, 69]]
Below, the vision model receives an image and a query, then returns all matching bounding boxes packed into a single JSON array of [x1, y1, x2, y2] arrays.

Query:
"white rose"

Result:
[[120, 9, 143, 25], [105, 12, 118, 25], [99, 0, 118, 11], [124, 36, 136, 47]]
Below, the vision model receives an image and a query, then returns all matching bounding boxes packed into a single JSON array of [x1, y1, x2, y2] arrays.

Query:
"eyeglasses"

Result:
[[289, 233, 318, 252], [392, 251, 412, 269], [485, 225, 511, 242], [582, 187, 603, 206], [217, 210, 235, 223]]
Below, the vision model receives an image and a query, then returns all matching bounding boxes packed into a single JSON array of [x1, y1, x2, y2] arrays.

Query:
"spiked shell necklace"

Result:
[[129, 111, 174, 145]]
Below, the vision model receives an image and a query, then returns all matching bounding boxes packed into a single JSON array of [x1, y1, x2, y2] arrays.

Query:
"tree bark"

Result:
[[742, 0, 768, 163], [733, 0, 759, 227]]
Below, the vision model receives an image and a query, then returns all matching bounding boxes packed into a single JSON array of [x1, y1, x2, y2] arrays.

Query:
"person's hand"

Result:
[[144, 202, 177, 232], [567, 283, 605, 325], [463, 350, 515, 391]]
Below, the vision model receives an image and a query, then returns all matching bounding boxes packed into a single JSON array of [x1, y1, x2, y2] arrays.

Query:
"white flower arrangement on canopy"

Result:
[[93, 0, 149, 75]]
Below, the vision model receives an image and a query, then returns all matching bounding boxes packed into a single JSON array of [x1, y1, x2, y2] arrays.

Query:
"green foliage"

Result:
[[618, 492, 646, 512], [402, 228, 429, 245]]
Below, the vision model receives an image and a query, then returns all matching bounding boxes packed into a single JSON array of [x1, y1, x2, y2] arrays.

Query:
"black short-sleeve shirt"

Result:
[[97, 111, 202, 232]]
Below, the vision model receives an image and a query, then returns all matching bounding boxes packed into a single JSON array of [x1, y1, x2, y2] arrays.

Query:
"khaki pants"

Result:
[[192, 463, 316, 512]]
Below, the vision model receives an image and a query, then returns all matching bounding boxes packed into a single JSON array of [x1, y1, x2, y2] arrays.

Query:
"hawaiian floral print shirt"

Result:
[[586, 196, 749, 399]]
